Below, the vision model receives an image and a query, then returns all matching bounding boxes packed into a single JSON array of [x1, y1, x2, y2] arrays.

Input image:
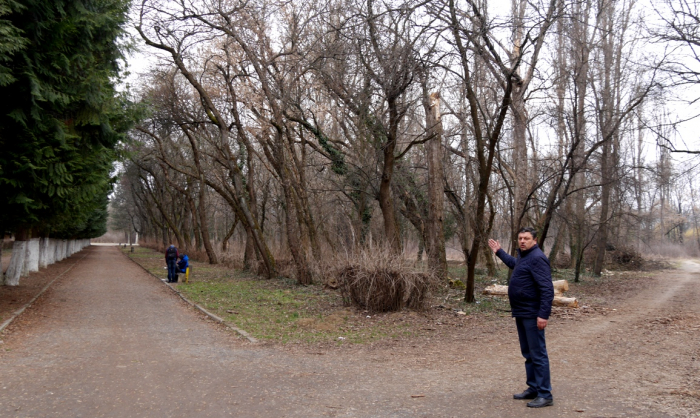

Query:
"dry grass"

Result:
[[332, 248, 437, 312]]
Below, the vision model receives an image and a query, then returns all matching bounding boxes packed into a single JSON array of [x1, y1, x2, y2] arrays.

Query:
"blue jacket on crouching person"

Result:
[[177, 254, 189, 273], [495, 244, 554, 319]]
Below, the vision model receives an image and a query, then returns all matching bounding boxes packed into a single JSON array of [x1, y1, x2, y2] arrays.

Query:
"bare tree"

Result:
[[315, 0, 433, 253], [445, 0, 558, 302], [650, 0, 700, 154]]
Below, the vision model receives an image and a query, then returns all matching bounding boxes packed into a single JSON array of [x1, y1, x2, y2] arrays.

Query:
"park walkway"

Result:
[[0, 245, 693, 417]]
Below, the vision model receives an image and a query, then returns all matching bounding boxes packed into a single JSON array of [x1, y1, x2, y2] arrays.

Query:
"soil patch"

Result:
[[0, 253, 82, 328]]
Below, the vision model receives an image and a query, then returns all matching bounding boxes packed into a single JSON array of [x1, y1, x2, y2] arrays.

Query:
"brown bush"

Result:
[[578, 245, 644, 270], [334, 248, 436, 312], [607, 247, 644, 270]]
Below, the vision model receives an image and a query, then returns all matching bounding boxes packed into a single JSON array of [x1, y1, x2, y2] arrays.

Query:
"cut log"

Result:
[[484, 282, 568, 296], [553, 296, 579, 308], [482, 284, 508, 296], [483, 283, 579, 308], [553, 280, 569, 296]]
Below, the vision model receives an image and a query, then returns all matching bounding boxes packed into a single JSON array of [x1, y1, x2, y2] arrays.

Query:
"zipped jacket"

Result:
[[495, 244, 554, 319], [177, 255, 189, 273]]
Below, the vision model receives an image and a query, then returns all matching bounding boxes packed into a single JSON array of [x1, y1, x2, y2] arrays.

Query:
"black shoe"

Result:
[[513, 390, 537, 400], [527, 397, 553, 408]]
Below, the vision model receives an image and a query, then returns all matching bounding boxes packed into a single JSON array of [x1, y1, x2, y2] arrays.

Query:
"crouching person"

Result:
[[177, 254, 189, 283]]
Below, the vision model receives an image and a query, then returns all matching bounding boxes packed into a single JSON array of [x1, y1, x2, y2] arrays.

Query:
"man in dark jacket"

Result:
[[165, 244, 179, 283], [488, 227, 554, 408]]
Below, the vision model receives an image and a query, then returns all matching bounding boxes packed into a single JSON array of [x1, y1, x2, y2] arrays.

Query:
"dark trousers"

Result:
[[167, 259, 178, 282], [515, 317, 552, 399]]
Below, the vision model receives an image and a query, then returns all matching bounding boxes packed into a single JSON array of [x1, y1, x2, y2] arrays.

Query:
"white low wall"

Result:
[[3, 238, 91, 286]]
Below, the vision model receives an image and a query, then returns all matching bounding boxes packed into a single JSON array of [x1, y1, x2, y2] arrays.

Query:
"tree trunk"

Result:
[[6, 240, 28, 286], [221, 218, 239, 252], [594, 137, 611, 276], [593, 0, 624, 275], [39, 236, 49, 269], [244, 229, 257, 271], [293, 130, 323, 262], [24, 237, 41, 275], [281, 169, 312, 285], [548, 223, 565, 267], [416, 237, 424, 262], [574, 248, 584, 283], [425, 92, 447, 280], [510, 0, 530, 249], [286, 202, 312, 285], [512, 88, 529, 240], [186, 184, 202, 252], [379, 101, 401, 253], [689, 177, 700, 252], [593, 3, 612, 276], [569, 0, 593, 270], [198, 181, 219, 264], [5, 228, 30, 286], [636, 114, 644, 252]]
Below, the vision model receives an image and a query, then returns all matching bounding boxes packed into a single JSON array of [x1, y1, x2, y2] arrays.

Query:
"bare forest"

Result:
[[112, 0, 700, 302]]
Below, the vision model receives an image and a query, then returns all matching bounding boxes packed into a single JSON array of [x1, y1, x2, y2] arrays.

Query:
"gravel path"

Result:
[[0, 246, 697, 417]]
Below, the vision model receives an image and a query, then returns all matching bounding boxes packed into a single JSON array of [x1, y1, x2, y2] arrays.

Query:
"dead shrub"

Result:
[[334, 248, 437, 312], [608, 247, 643, 269], [183, 248, 209, 263], [217, 251, 245, 270], [580, 245, 646, 270]]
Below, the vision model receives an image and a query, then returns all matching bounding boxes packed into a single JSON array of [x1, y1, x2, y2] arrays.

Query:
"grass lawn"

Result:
[[123, 246, 591, 346]]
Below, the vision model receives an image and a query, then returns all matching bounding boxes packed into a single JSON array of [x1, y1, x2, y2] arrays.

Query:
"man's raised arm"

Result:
[[489, 239, 516, 269]]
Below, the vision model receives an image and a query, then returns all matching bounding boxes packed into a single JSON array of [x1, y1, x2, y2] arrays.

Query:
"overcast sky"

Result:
[[121, 0, 700, 157]]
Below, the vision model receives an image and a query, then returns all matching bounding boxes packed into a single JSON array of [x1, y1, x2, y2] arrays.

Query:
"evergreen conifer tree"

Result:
[[0, 0, 134, 240]]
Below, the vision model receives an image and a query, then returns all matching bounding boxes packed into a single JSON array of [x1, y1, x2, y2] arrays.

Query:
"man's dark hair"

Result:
[[518, 227, 538, 239]]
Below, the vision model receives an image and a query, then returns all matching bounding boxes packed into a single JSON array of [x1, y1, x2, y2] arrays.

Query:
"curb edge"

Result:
[[120, 248, 258, 344]]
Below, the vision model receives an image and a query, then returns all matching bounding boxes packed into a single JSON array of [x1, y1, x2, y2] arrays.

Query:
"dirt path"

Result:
[[0, 246, 698, 417]]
